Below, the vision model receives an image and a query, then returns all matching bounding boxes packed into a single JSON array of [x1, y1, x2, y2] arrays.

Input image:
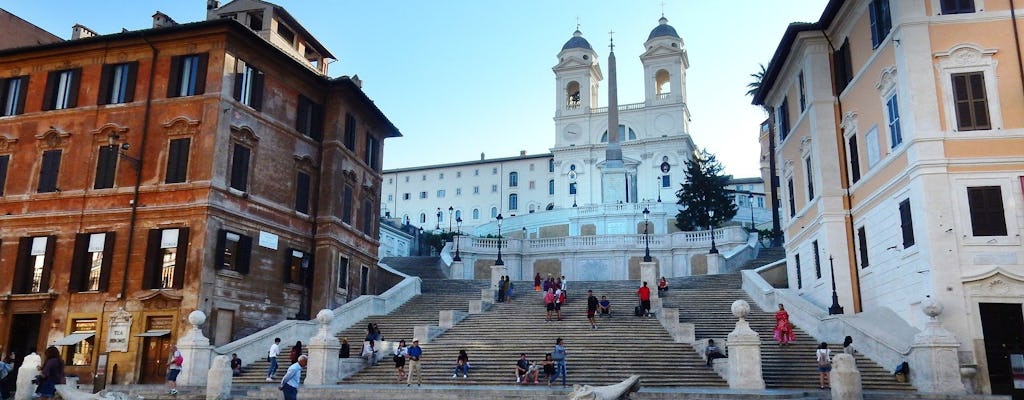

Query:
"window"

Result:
[[951, 72, 991, 131], [359, 265, 369, 295], [233, 61, 264, 110], [38, 150, 62, 193], [437, 189, 445, 198], [777, 97, 790, 140], [277, 24, 295, 44], [812, 240, 821, 279], [798, 71, 806, 111], [0, 154, 8, 195], [362, 200, 374, 234], [246, 10, 263, 30], [98, 62, 138, 105], [886, 95, 902, 147], [337, 257, 348, 290], [472, 209, 480, 219], [167, 54, 208, 98], [569, 182, 577, 195], [857, 226, 869, 268], [215, 230, 252, 274], [492, 167, 498, 175], [343, 186, 353, 223], [419, 213, 426, 223], [405, 176, 409, 182], [474, 169, 479, 176], [549, 159, 555, 172], [165, 138, 190, 184], [65, 319, 97, 366], [94, 145, 118, 189], [295, 172, 310, 214], [455, 188, 462, 196], [940, 0, 975, 14], [14, 236, 56, 294], [848, 135, 861, 183], [421, 175, 426, 181], [295, 95, 324, 140], [229, 144, 251, 191], [418, 191, 427, 199], [529, 164, 535, 171], [600, 125, 638, 142], [344, 113, 357, 150], [967, 186, 1007, 236], [455, 209, 462, 219], [833, 39, 853, 94], [285, 249, 310, 286], [43, 68, 81, 110], [0, 76, 29, 116], [402, 193, 410, 200], [456, 171, 462, 178], [473, 186, 480, 194], [869, 0, 892, 48], [528, 181, 535, 190], [549, 180, 555, 195], [365, 134, 379, 169], [898, 199, 916, 248], [387, 194, 393, 202], [509, 194, 518, 210], [787, 178, 796, 217], [662, 175, 671, 188], [490, 207, 498, 218], [439, 173, 444, 179], [805, 157, 815, 200], [491, 184, 498, 193], [143, 228, 189, 289], [794, 254, 802, 289]]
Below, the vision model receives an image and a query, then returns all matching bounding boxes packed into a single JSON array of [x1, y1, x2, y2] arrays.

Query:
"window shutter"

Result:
[[69, 233, 90, 292], [0, 78, 8, 111], [97, 64, 113, 105], [42, 71, 58, 110], [166, 138, 191, 184], [124, 62, 138, 103], [899, 200, 915, 248], [230, 145, 250, 191], [969, 73, 989, 128], [857, 227, 869, 268], [848, 136, 861, 183], [310, 103, 323, 141], [167, 55, 183, 98], [295, 172, 310, 214], [232, 72, 243, 102], [869, 1, 879, 46], [237, 234, 253, 275], [251, 71, 264, 111], [173, 227, 190, 289], [38, 235, 57, 292], [66, 68, 81, 108], [0, 155, 9, 196], [12, 237, 32, 294], [142, 229, 161, 289], [98, 232, 115, 292], [39, 150, 62, 192], [295, 95, 310, 133], [304, 254, 315, 288], [14, 76, 29, 114], [193, 53, 209, 95], [95, 145, 118, 189], [214, 229, 227, 270]]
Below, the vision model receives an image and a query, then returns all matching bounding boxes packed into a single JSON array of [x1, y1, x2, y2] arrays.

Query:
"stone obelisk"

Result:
[[601, 32, 627, 204]]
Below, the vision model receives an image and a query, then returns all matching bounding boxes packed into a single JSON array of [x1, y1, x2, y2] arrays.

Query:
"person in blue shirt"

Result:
[[406, 339, 423, 386], [549, 338, 567, 387], [598, 296, 612, 318], [279, 355, 307, 400]]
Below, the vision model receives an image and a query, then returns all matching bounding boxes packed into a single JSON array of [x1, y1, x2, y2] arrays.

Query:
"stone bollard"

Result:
[[177, 310, 213, 386], [908, 298, 967, 394], [206, 355, 232, 400], [439, 310, 468, 329], [413, 325, 444, 344], [639, 261, 659, 299], [306, 310, 342, 386], [657, 308, 695, 344], [15, 351, 41, 400], [481, 288, 496, 302], [468, 299, 492, 314], [830, 353, 863, 400], [726, 300, 765, 389]]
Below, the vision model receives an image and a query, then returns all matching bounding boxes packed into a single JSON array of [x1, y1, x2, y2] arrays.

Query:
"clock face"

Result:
[[563, 124, 582, 142]]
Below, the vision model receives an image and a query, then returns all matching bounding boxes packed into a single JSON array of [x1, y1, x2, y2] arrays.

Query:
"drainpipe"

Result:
[[822, 30, 862, 313], [119, 36, 158, 300], [1011, 0, 1024, 102]]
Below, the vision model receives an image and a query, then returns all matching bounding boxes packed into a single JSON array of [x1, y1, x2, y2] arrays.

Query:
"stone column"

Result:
[[177, 310, 213, 386], [830, 353, 863, 400], [640, 261, 659, 299], [706, 253, 724, 275], [305, 310, 342, 385], [726, 300, 765, 389], [450, 260, 464, 279], [908, 298, 967, 394], [490, 265, 507, 290], [206, 355, 232, 400], [14, 352, 41, 400]]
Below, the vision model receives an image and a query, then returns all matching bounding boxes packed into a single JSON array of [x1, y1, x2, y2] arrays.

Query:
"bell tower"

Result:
[[552, 29, 602, 118], [641, 16, 688, 106]]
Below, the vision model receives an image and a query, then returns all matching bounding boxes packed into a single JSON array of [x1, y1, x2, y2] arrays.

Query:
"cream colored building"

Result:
[[754, 0, 1024, 396]]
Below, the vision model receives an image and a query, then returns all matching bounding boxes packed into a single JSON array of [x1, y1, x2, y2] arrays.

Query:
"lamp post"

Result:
[[828, 255, 845, 315], [656, 177, 662, 202], [748, 193, 755, 231], [453, 217, 462, 262], [708, 209, 719, 254], [495, 214, 505, 266], [642, 207, 652, 262], [436, 207, 441, 231], [418, 227, 424, 256], [448, 206, 454, 233]]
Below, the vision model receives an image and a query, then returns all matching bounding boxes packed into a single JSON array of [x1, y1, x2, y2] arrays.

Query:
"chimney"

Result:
[[71, 24, 98, 40], [351, 74, 363, 89], [207, 0, 220, 10], [480, 153, 485, 160], [520, 150, 526, 156], [152, 12, 178, 29]]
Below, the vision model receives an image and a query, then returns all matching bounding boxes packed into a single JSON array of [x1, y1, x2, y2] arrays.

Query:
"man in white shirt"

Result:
[[279, 355, 307, 400], [266, 337, 281, 381]]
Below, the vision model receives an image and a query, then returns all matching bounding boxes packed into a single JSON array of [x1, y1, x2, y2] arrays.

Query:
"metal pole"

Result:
[[495, 214, 505, 266], [828, 255, 845, 315]]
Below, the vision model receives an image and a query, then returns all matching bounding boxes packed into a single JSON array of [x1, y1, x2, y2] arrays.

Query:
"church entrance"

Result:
[[980, 302, 1024, 399], [7, 313, 41, 366]]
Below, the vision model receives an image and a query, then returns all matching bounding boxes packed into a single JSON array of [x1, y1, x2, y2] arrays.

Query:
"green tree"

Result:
[[674, 149, 737, 231], [746, 63, 767, 98]]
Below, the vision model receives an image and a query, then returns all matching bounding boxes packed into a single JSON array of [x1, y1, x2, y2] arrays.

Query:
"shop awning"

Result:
[[54, 332, 95, 346], [134, 330, 171, 337]]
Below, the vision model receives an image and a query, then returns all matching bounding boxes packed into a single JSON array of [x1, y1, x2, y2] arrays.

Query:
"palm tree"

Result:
[[746, 63, 767, 100], [746, 63, 782, 246]]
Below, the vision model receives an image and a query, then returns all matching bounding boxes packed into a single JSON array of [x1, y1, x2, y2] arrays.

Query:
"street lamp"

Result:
[[436, 207, 442, 230], [448, 206, 454, 233], [453, 217, 462, 262], [522, 226, 527, 239], [495, 214, 505, 266], [708, 209, 719, 254], [748, 193, 755, 231], [418, 227, 424, 256], [828, 255, 845, 315], [656, 177, 662, 202], [642, 207, 652, 262]]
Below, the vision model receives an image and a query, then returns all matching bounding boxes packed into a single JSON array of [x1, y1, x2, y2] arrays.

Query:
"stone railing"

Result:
[[719, 232, 760, 273], [590, 101, 646, 114], [465, 226, 743, 254]]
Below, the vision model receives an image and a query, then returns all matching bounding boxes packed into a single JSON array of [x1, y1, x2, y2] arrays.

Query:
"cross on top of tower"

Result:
[[660, 1, 666, 17], [608, 30, 615, 51], [576, 16, 581, 31]]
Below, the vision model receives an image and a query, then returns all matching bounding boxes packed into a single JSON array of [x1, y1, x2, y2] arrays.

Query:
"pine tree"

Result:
[[675, 149, 737, 231]]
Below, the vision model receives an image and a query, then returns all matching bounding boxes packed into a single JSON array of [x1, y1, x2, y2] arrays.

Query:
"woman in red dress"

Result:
[[773, 304, 796, 345]]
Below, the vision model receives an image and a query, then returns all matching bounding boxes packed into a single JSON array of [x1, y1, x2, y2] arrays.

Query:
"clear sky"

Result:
[[4, 0, 828, 178]]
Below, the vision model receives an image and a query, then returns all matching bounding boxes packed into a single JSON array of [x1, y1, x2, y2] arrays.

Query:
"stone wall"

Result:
[[581, 224, 597, 235], [533, 259, 562, 278], [540, 224, 569, 238], [691, 254, 708, 275]]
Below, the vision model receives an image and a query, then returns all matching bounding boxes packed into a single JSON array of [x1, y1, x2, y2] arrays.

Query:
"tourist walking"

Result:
[[544, 288, 556, 322], [773, 304, 796, 345], [0, 352, 13, 400], [279, 354, 307, 400], [816, 342, 832, 389], [36, 346, 65, 399], [164, 345, 181, 395], [549, 338, 567, 387], [266, 337, 281, 381], [637, 281, 652, 317], [534, 273, 542, 292], [452, 349, 470, 378], [289, 341, 303, 364], [554, 287, 565, 321], [393, 340, 408, 382], [586, 290, 599, 329], [406, 339, 423, 386]]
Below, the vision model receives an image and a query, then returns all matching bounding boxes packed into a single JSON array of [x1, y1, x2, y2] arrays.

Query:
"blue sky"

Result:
[[4, 0, 828, 177]]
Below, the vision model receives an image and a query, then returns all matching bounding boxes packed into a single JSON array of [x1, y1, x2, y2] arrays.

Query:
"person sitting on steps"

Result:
[[658, 277, 669, 293], [599, 296, 611, 318], [514, 353, 539, 384], [704, 339, 727, 368]]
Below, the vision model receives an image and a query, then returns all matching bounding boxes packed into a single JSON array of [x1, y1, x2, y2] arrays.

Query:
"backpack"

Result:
[[817, 351, 830, 367]]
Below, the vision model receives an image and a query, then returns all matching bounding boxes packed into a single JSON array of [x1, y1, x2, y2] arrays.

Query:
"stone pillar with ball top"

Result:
[[640, 262, 658, 299], [206, 354, 233, 400], [908, 297, 966, 394], [830, 353, 863, 400], [176, 310, 213, 386], [726, 300, 765, 389], [305, 309, 342, 385]]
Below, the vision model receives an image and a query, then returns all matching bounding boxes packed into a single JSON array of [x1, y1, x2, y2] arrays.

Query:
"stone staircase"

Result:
[[381, 256, 447, 279], [342, 280, 727, 388], [741, 246, 787, 271], [659, 275, 912, 391]]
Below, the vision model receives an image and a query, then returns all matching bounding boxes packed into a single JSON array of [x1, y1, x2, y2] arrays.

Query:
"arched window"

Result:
[[566, 81, 581, 108], [548, 159, 555, 172], [655, 69, 670, 95], [490, 207, 498, 218], [419, 213, 426, 223], [509, 194, 518, 210], [548, 180, 555, 195], [509, 172, 518, 187], [600, 125, 637, 142], [529, 204, 535, 213], [472, 208, 480, 219], [455, 209, 462, 219]]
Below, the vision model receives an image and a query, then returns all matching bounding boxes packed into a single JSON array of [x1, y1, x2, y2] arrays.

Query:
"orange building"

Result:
[[0, 2, 399, 385]]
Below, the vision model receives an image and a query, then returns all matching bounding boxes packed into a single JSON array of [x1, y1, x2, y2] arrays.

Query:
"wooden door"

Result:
[[139, 336, 169, 384], [980, 303, 1024, 399]]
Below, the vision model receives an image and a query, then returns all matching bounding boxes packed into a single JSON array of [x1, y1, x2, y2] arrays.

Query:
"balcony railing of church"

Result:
[[575, 202, 655, 216], [463, 226, 738, 253], [656, 92, 671, 100], [590, 101, 645, 114]]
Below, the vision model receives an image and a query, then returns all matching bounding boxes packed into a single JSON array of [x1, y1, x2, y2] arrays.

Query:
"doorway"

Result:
[[7, 314, 41, 367], [980, 302, 1024, 399], [139, 335, 170, 384]]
